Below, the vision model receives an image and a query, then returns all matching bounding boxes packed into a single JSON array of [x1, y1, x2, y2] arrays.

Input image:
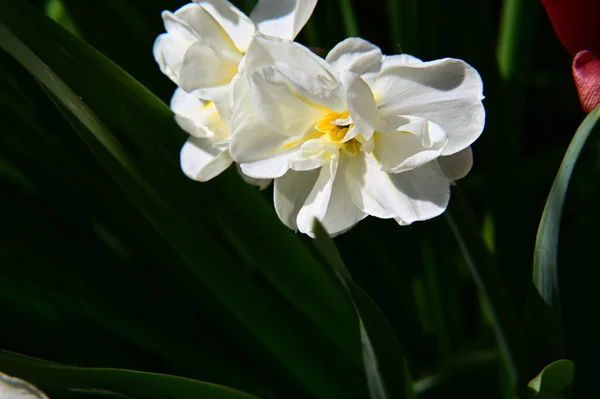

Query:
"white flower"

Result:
[[229, 35, 485, 236], [153, 0, 316, 183], [0, 372, 48, 399]]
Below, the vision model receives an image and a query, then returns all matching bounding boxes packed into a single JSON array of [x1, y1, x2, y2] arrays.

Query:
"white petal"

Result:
[[326, 38, 383, 85], [340, 71, 378, 139], [0, 372, 48, 399], [347, 154, 450, 223], [437, 146, 473, 181], [274, 169, 320, 230], [170, 88, 229, 139], [194, 0, 256, 52], [243, 33, 339, 84], [178, 42, 239, 94], [230, 111, 324, 178], [374, 115, 447, 173], [180, 137, 233, 181], [295, 157, 367, 236], [249, 64, 342, 135], [236, 164, 272, 189], [174, 3, 242, 59], [250, 0, 317, 40], [381, 53, 423, 66], [153, 33, 187, 83], [375, 57, 485, 155]]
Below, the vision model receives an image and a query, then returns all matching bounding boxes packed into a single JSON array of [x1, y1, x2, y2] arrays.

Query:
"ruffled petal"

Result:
[[326, 38, 383, 85], [170, 88, 229, 139], [347, 153, 450, 223], [573, 50, 600, 113], [437, 146, 473, 181], [374, 116, 448, 173], [194, 0, 256, 52], [242, 33, 339, 85], [340, 71, 379, 139], [180, 137, 233, 181], [375, 57, 484, 156], [250, 0, 317, 40], [249, 64, 343, 135], [294, 156, 366, 236], [274, 168, 320, 230]]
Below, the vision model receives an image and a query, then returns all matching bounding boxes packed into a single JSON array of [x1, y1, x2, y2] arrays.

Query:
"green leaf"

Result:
[[445, 189, 524, 390], [313, 220, 416, 399], [534, 107, 600, 309], [0, 2, 366, 397], [528, 359, 574, 398], [0, 350, 261, 399]]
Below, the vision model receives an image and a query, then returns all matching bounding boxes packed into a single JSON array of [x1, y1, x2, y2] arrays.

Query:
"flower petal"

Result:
[[1, 372, 49, 399], [295, 157, 367, 236], [347, 153, 450, 223], [178, 41, 239, 96], [249, 64, 342, 135], [153, 32, 187, 83], [274, 168, 320, 230], [180, 137, 233, 181], [326, 38, 383, 84], [175, 3, 243, 59], [573, 50, 600, 113], [230, 110, 325, 178], [374, 116, 448, 173], [171, 88, 229, 139], [541, 0, 600, 57], [250, 0, 317, 40], [437, 146, 473, 181], [340, 71, 379, 139], [236, 164, 272, 190], [242, 33, 339, 84], [194, 0, 256, 52], [375, 57, 485, 156]]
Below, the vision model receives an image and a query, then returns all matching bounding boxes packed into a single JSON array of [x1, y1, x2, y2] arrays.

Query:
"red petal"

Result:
[[542, 0, 600, 56], [573, 50, 600, 113]]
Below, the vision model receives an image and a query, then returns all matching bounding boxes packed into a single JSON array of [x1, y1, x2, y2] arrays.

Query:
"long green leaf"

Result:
[[534, 107, 600, 309], [445, 189, 524, 390], [313, 221, 416, 399], [0, 351, 260, 399], [0, 3, 366, 397]]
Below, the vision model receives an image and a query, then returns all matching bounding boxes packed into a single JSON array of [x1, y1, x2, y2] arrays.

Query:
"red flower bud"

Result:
[[541, 0, 600, 57]]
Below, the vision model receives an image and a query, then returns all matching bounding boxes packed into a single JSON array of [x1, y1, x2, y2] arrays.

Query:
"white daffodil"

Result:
[[153, 0, 317, 183], [230, 35, 484, 236], [0, 372, 49, 399]]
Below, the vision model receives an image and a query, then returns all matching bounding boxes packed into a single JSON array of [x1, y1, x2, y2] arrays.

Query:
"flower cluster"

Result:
[[154, 0, 485, 237]]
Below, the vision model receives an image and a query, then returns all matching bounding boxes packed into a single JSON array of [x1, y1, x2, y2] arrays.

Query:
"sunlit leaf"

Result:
[[534, 107, 600, 309]]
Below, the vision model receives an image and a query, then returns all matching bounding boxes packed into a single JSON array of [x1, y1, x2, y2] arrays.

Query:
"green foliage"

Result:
[[0, 0, 598, 398]]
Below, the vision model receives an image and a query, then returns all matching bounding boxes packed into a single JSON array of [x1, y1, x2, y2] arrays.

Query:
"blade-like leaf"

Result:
[[0, 351, 261, 399], [445, 189, 524, 390], [534, 107, 600, 309], [0, 3, 366, 397], [313, 220, 416, 399]]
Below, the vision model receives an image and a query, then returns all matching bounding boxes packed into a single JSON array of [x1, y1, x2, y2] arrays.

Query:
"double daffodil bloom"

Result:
[[230, 35, 484, 236], [153, 0, 317, 182]]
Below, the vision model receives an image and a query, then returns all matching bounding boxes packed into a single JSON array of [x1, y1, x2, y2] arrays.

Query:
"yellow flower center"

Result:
[[280, 110, 365, 156]]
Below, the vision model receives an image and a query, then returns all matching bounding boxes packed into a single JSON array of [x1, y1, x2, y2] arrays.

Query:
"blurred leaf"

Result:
[[0, 1, 367, 397], [534, 107, 600, 309], [528, 359, 574, 398], [445, 189, 525, 390], [0, 350, 261, 399], [313, 220, 416, 399]]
